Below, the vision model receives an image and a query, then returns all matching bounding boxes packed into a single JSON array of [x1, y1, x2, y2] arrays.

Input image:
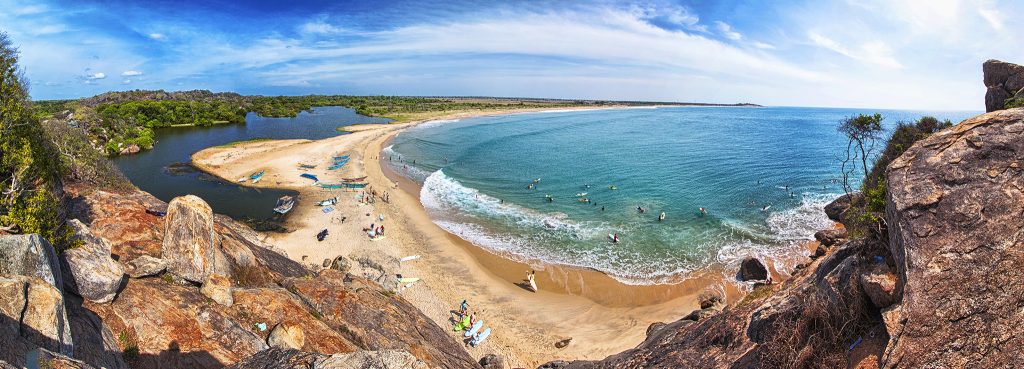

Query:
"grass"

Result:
[[215, 137, 273, 147], [737, 285, 776, 308], [119, 331, 139, 360]]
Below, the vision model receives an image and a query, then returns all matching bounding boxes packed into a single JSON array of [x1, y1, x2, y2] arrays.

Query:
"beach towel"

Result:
[[322, 207, 334, 213], [453, 316, 471, 331]]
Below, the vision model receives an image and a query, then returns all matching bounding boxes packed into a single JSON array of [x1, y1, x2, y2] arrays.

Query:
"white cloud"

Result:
[[122, 70, 143, 76], [752, 41, 776, 49], [122, 79, 132, 84], [809, 32, 902, 69], [299, 20, 347, 35], [85, 72, 106, 80], [977, 7, 1004, 30], [715, 21, 742, 40], [14, 4, 46, 15], [148, 33, 165, 40]]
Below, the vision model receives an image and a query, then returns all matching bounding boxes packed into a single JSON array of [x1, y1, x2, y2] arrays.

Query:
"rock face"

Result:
[[284, 270, 481, 369], [26, 348, 99, 369], [0, 235, 74, 358], [162, 195, 224, 282], [738, 257, 768, 281], [814, 228, 847, 247], [883, 107, 1024, 366], [983, 59, 1024, 112], [63, 219, 126, 303], [225, 347, 429, 369]]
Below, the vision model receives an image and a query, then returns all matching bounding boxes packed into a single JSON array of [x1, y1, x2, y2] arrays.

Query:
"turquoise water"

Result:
[[386, 106, 978, 284]]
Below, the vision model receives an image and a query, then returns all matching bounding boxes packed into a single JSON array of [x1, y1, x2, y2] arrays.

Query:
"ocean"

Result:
[[385, 106, 978, 285]]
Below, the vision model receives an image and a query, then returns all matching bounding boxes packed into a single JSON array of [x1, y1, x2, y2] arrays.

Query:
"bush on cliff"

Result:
[[0, 32, 72, 248], [839, 115, 953, 237]]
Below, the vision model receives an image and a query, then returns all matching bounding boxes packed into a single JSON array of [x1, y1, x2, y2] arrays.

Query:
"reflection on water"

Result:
[[112, 106, 389, 220]]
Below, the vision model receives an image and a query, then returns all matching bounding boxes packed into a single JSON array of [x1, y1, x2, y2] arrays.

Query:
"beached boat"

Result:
[[237, 177, 248, 182], [250, 170, 265, 183], [341, 176, 367, 182], [317, 197, 337, 206], [273, 195, 295, 214], [333, 155, 349, 160], [319, 182, 368, 189], [300, 173, 319, 182], [298, 164, 316, 169], [328, 160, 349, 170]]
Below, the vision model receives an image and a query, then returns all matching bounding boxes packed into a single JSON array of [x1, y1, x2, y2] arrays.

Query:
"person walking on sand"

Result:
[[379, 225, 385, 236], [460, 300, 469, 316]]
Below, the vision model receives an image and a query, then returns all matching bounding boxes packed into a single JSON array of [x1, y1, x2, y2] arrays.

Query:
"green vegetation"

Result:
[[118, 331, 139, 361], [216, 137, 272, 147], [1006, 94, 1024, 109], [0, 32, 73, 248], [838, 114, 953, 237]]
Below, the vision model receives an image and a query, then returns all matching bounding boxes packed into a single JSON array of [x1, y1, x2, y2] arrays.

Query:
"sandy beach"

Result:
[[191, 106, 765, 367]]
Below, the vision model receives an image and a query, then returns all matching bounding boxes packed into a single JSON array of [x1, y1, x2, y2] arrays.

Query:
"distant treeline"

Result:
[[34, 90, 759, 156]]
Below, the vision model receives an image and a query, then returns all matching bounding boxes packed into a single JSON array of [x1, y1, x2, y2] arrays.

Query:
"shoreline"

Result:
[[190, 105, 810, 366]]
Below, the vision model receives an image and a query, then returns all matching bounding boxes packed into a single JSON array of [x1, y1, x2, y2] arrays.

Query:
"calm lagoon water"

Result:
[[112, 106, 389, 220], [386, 106, 979, 284]]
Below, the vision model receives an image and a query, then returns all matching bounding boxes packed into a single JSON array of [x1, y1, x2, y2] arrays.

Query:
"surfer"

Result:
[[526, 270, 537, 292], [637, 206, 646, 214], [601, 206, 605, 211], [613, 233, 620, 243], [527, 183, 534, 190], [659, 212, 666, 221], [699, 207, 707, 216], [761, 205, 771, 211], [469, 312, 478, 326]]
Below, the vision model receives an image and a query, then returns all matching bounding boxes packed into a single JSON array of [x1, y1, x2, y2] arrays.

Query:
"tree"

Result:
[[837, 113, 884, 195]]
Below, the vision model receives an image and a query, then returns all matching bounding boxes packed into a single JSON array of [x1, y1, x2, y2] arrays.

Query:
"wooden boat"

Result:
[[298, 164, 316, 169], [273, 195, 295, 214], [319, 182, 368, 189], [341, 176, 367, 182], [317, 197, 337, 206]]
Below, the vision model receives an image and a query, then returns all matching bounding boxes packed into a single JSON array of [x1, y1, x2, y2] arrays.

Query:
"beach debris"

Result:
[[399, 255, 420, 262], [554, 337, 573, 349], [256, 322, 267, 332]]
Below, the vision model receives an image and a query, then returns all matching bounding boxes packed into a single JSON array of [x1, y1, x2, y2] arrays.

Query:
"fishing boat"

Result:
[[300, 173, 319, 182], [332, 155, 349, 160], [273, 195, 295, 214], [341, 176, 368, 182], [317, 197, 337, 206], [237, 177, 248, 182], [319, 182, 368, 189], [250, 170, 265, 184], [298, 163, 316, 169]]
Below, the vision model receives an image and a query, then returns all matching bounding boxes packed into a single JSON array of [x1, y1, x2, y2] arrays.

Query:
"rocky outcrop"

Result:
[[814, 228, 847, 247], [63, 219, 126, 303], [738, 257, 767, 281], [87, 277, 268, 368], [225, 347, 429, 369], [883, 107, 1024, 367], [284, 270, 481, 369], [479, 354, 506, 369], [26, 348, 99, 369], [230, 287, 356, 354], [983, 59, 1024, 112], [824, 192, 862, 223], [162, 195, 226, 282], [0, 235, 74, 358]]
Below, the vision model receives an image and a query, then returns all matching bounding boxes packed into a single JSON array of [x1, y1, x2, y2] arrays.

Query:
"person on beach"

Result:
[[469, 312, 477, 326], [526, 270, 537, 292], [379, 225, 385, 236], [460, 300, 469, 316]]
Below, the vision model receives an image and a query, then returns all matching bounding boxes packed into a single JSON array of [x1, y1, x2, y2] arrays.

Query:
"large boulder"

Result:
[[0, 235, 74, 357], [883, 107, 1024, 367], [813, 228, 848, 247], [67, 188, 166, 262], [983, 59, 1024, 112], [479, 354, 505, 369], [162, 195, 225, 283], [859, 263, 897, 309], [823, 192, 862, 223], [225, 347, 429, 369], [267, 322, 305, 350], [738, 257, 768, 281], [63, 219, 126, 303], [231, 287, 356, 354], [65, 294, 129, 369]]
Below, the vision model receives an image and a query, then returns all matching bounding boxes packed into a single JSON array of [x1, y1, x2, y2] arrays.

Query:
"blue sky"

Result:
[[2, 0, 1019, 110]]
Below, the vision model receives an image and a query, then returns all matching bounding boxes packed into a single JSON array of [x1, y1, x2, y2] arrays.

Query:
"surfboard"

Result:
[[397, 277, 419, 284], [608, 234, 619, 242], [472, 328, 492, 346], [370, 236, 387, 241], [464, 320, 484, 337], [529, 278, 538, 292], [400, 255, 421, 262]]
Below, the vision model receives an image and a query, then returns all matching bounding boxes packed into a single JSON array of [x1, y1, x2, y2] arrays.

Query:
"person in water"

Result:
[[699, 207, 707, 215], [612, 233, 620, 243]]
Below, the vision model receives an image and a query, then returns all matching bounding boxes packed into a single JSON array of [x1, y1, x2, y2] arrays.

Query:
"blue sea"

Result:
[[385, 106, 978, 284]]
